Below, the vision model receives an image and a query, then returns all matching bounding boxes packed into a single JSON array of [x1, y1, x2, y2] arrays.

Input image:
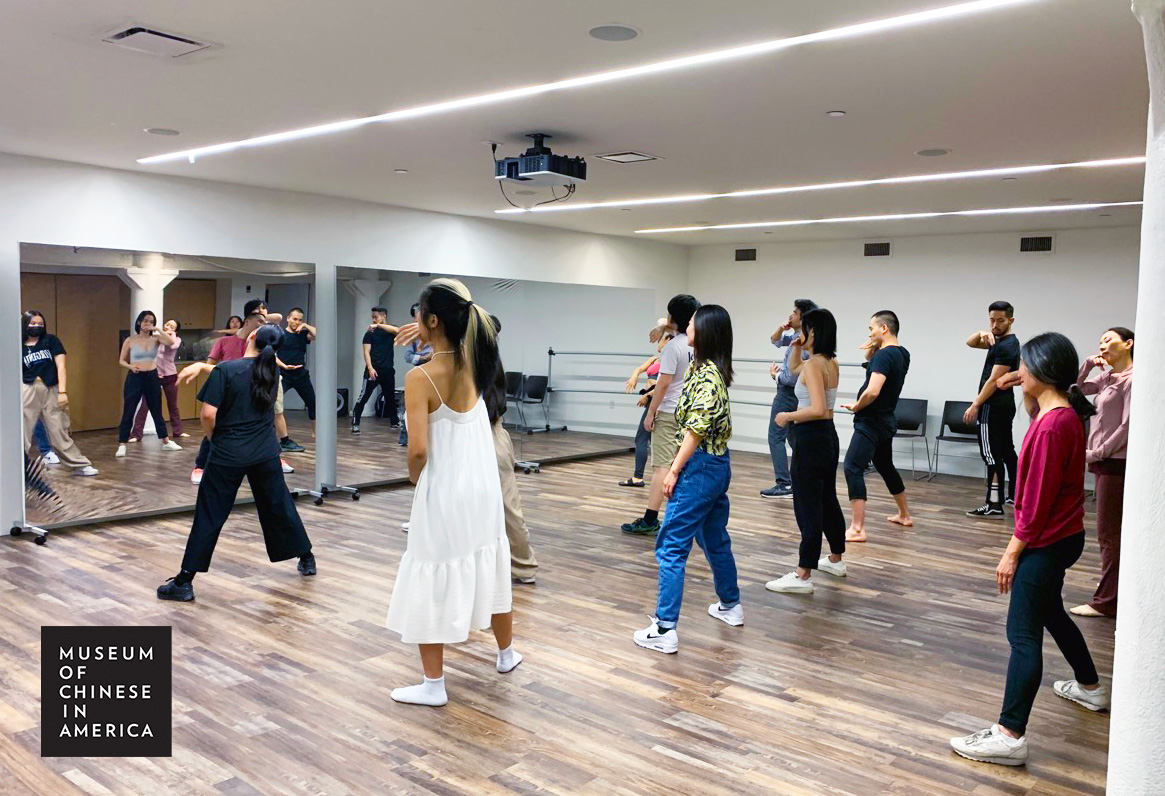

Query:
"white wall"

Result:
[[687, 227, 1141, 476], [0, 152, 687, 528]]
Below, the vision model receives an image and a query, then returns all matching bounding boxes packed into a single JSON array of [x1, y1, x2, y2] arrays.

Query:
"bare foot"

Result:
[[887, 513, 913, 527], [845, 527, 867, 543]]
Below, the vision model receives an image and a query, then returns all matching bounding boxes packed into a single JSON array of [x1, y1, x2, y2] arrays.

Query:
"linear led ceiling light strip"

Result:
[[634, 201, 1144, 234], [496, 157, 1146, 214], [138, 0, 1037, 165]]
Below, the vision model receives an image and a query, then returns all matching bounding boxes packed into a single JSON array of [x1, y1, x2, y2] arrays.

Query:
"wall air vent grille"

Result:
[[864, 242, 891, 257], [1020, 235, 1054, 253], [735, 249, 757, 262]]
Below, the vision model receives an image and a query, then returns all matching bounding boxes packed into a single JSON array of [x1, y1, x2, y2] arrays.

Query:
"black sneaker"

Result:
[[1004, 497, 1015, 507], [390, 422, 401, 429], [157, 578, 194, 602], [297, 553, 317, 576], [760, 485, 794, 499], [621, 517, 661, 535], [966, 505, 1005, 518], [351, 424, 361, 434], [281, 438, 306, 453]]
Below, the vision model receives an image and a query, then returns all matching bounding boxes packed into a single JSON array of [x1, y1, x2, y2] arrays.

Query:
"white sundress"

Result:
[[386, 370, 512, 644]]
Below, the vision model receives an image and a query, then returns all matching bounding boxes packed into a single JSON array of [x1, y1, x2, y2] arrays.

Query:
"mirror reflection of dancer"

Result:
[[386, 279, 518, 707], [620, 319, 673, 488], [839, 311, 913, 543], [398, 302, 433, 450], [351, 306, 399, 434], [128, 318, 188, 443], [116, 311, 182, 458], [20, 311, 98, 476], [279, 308, 317, 432], [158, 324, 315, 602], [180, 300, 292, 485]]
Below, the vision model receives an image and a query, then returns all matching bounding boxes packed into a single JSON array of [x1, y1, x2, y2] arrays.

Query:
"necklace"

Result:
[[432, 351, 457, 355]]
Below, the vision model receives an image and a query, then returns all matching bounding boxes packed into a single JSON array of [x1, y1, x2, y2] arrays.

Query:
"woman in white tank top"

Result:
[[766, 308, 848, 595]]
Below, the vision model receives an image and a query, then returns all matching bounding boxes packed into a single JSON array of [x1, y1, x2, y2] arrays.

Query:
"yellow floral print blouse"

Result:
[[674, 360, 732, 455]]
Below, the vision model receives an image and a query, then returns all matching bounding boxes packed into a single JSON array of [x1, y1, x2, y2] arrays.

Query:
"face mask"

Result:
[[26, 326, 46, 338]]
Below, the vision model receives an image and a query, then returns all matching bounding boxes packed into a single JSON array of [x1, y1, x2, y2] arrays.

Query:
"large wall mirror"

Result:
[[20, 244, 316, 529]]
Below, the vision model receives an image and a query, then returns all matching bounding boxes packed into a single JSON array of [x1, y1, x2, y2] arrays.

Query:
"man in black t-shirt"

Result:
[[840, 310, 914, 543], [963, 301, 1021, 518], [280, 308, 317, 423], [351, 306, 400, 432]]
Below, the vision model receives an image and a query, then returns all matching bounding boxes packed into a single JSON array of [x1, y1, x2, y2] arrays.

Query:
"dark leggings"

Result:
[[790, 420, 846, 570], [633, 404, 651, 479], [352, 372, 396, 424], [843, 415, 904, 501], [281, 370, 317, 421], [999, 532, 1098, 735], [119, 371, 167, 443], [978, 403, 1018, 505], [181, 455, 312, 572]]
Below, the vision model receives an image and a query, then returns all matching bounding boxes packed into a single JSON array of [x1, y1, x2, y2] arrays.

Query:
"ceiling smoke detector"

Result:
[[103, 26, 212, 57], [596, 151, 658, 164]]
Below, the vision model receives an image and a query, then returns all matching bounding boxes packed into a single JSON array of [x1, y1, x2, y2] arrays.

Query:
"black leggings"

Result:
[[119, 370, 167, 443], [978, 403, 1018, 505], [843, 415, 904, 501], [181, 455, 312, 572], [790, 420, 847, 570], [633, 404, 651, 479], [999, 532, 1098, 735], [281, 370, 317, 421]]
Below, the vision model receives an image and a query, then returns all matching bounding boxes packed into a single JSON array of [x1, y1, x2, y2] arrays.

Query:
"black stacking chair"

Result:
[[893, 398, 931, 480], [933, 400, 980, 480]]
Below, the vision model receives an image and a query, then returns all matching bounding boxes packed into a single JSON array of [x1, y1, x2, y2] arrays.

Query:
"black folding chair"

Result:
[[893, 398, 931, 480], [518, 375, 551, 432], [933, 400, 980, 480]]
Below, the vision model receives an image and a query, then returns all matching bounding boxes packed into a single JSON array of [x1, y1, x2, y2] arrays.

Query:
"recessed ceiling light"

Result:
[[139, 0, 1036, 165], [514, 190, 536, 196], [621, 208, 632, 211], [596, 151, 659, 164], [1002, 176, 1019, 181], [1050, 197, 1074, 203], [393, 168, 408, 174], [916, 148, 950, 157], [144, 128, 180, 136], [635, 201, 1144, 234], [495, 156, 1145, 215], [826, 110, 847, 117], [1099, 213, 1113, 217], [590, 24, 640, 42]]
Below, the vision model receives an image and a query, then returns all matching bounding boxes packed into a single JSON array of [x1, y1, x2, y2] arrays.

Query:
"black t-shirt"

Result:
[[280, 327, 311, 368], [197, 359, 281, 467], [363, 327, 396, 375], [856, 346, 910, 419], [22, 334, 66, 386], [980, 333, 1020, 410]]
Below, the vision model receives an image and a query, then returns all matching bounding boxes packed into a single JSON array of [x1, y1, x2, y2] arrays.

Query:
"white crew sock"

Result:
[[391, 676, 447, 706], [993, 725, 1023, 746], [496, 646, 523, 673]]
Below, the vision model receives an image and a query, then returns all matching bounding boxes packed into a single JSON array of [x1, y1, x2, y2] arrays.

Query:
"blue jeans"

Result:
[[768, 385, 797, 487], [33, 419, 52, 455], [654, 449, 740, 627]]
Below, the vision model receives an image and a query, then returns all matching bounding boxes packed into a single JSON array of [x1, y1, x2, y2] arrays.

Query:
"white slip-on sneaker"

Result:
[[633, 619, 678, 654], [161, 440, 182, 451], [401, 521, 410, 533], [73, 465, 99, 477], [115, 444, 127, 458], [281, 459, 294, 474], [42, 451, 60, 465], [818, 558, 847, 577], [1054, 680, 1110, 712], [950, 725, 1028, 766], [765, 572, 814, 594], [707, 602, 744, 626]]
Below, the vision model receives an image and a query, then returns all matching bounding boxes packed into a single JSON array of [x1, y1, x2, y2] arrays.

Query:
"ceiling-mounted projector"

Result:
[[494, 133, 586, 187]]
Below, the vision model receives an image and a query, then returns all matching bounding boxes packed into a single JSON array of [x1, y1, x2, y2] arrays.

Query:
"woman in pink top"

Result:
[[951, 332, 1107, 768], [1070, 326, 1133, 618], [620, 320, 673, 487], [130, 319, 186, 440]]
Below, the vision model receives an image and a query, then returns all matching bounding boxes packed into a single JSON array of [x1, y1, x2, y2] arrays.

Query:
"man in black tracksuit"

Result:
[[963, 301, 1020, 518], [351, 306, 398, 432]]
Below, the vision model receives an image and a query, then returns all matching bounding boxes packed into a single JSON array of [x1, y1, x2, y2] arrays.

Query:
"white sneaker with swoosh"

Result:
[[633, 619, 678, 654]]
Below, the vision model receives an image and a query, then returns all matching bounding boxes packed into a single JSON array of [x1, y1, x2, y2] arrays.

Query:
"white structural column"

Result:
[[314, 264, 338, 490], [1109, 2, 1165, 792], [347, 279, 391, 397], [119, 253, 179, 323]]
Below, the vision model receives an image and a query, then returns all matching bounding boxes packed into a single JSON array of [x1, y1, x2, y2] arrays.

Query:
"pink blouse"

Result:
[[156, 339, 181, 378], [1077, 360, 1133, 463], [646, 360, 661, 378]]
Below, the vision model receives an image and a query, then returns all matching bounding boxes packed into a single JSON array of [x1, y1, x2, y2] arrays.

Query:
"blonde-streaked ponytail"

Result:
[[418, 277, 501, 400]]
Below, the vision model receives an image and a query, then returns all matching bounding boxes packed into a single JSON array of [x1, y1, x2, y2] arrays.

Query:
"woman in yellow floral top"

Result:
[[633, 305, 742, 654]]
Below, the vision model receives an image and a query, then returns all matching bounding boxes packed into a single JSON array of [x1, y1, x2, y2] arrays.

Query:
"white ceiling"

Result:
[[0, 0, 1148, 245]]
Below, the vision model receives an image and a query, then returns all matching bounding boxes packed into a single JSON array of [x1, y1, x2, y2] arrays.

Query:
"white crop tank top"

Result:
[[795, 375, 838, 411]]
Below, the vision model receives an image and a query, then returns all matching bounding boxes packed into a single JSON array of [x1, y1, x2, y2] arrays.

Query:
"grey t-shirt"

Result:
[[658, 333, 694, 414]]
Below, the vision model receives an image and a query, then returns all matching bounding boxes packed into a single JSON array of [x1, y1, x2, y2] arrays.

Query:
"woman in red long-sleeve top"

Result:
[[1070, 326, 1133, 618], [950, 332, 1108, 768]]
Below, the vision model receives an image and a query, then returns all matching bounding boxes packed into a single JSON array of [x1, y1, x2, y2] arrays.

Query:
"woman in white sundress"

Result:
[[386, 277, 519, 707]]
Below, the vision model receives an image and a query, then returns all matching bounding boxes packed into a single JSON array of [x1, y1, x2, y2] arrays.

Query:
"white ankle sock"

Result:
[[391, 676, 447, 706], [496, 646, 523, 673]]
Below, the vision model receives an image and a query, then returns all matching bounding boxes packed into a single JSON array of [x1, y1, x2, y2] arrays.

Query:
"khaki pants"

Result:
[[493, 421, 538, 580], [22, 381, 91, 468]]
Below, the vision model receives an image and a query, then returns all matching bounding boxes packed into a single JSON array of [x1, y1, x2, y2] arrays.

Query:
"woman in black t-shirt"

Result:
[[158, 324, 314, 602], [20, 311, 97, 476]]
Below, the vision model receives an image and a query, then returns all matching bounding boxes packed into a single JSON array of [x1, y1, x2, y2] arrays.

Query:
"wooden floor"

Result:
[[25, 415, 633, 527], [1, 447, 1111, 795]]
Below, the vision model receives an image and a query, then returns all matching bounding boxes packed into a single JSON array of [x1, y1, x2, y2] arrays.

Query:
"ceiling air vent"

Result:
[[595, 151, 659, 164], [735, 248, 757, 262], [1020, 235, 1054, 253], [864, 242, 892, 258], [102, 27, 211, 57]]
